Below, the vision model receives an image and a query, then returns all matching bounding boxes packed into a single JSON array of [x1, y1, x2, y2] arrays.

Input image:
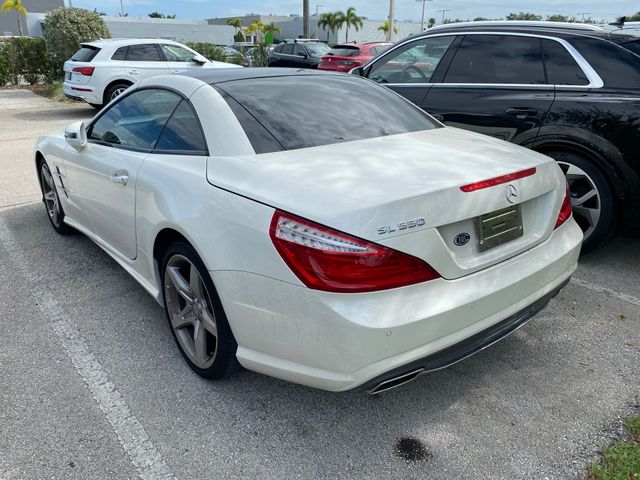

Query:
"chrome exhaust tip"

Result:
[[367, 368, 424, 395]]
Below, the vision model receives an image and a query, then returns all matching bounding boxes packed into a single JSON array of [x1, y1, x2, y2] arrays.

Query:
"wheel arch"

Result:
[[532, 138, 626, 200], [102, 78, 134, 104]]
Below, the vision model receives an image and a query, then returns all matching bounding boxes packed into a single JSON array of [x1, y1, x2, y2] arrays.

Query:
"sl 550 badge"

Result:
[[378, 218, 425, 235]]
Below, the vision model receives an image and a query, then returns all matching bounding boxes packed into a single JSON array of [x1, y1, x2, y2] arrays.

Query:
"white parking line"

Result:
[[0, 216, 175, 480], [571, 277, 640, 307]]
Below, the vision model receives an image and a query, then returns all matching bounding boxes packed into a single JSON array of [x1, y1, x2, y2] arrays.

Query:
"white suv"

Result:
[[63, 38, 240, 108]]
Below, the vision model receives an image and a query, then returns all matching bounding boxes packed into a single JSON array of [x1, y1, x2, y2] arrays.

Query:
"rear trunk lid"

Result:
[[63, 44, 100, 85], [207, 127, 566, 278]]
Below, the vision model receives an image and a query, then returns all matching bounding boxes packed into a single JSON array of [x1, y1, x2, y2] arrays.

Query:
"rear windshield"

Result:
[[305, 43, 331, 58], [327, 46, 361, 57], [215, 75, 439, 152], [71, 46, 100, 62]]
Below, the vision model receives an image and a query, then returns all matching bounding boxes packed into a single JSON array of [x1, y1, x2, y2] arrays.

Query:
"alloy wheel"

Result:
[[557, 161, 601, 240], [164, 254, 218, 369], [110, 87, 127, 100], [40, 163, 62, 228]]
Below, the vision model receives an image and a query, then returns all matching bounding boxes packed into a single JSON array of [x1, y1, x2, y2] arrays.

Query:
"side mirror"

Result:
[[349, 66, 365, 76], [192, 54, 208, 65], [64, 121, 87, 150]]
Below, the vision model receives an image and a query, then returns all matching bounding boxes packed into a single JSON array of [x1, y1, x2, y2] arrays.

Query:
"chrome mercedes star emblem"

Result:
[[505, 184, 518, 204]]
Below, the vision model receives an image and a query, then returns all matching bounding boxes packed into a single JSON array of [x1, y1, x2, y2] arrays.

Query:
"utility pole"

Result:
[[416, 0, 433, 31], [576, 12, 591, 22], [120, 0, 125, 17], [438, 9, 450, 24], [68, 0, 73, 7], [303, 0, 310, 38], [387, 0, 395, 42], [315, 5, 323, 18]]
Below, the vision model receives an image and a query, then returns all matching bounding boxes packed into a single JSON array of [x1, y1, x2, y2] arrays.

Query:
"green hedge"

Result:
[[0, 37, 54, 86]]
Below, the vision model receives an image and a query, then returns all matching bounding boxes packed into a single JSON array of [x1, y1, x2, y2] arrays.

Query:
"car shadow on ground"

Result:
[[12, 105, 94, 122]]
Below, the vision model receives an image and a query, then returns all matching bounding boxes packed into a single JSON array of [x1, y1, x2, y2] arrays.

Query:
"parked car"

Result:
[[268, 42, 331, 68], [35, 68, 581, 393], [318, 42, 391, 72], [63, 38, 240, 109], [351, 21, 640, 251]]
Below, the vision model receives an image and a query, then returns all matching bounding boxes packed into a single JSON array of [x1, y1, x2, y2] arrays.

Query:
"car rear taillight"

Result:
[[270, 211, 440, 293], [554, 182, 572, 229], [460, 167, 536, 192], [72, 66, 95, 76]]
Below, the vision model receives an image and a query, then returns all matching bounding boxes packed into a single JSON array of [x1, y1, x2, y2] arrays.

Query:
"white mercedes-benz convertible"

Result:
[[35, 69, 582, 393]]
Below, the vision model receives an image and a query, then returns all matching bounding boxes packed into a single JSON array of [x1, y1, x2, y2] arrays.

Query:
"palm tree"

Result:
[[226, 17, 242, 33], [263, 21, 281, 44], [336, 7, 363, 43], [317, 12, 338, 42], [377, 20, 399, 35], [1, 0, 27, 36], [245, 21, 265, 43]]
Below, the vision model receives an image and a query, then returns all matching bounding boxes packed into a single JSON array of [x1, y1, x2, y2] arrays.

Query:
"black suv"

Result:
[[268, 42, 331, 69], [352, 22, 640, 251]]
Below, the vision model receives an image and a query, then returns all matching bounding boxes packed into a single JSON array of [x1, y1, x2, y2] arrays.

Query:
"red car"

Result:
[[318, 42, 391, 73]]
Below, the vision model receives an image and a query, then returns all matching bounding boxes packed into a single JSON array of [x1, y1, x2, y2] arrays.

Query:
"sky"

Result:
[[69, 0, 637, 24]]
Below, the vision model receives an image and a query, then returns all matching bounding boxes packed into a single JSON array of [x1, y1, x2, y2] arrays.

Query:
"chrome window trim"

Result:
[[366, 31, 603, 90]]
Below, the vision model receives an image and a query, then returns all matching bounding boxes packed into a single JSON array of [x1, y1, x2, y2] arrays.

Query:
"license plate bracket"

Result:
[[475, 205, 523, 252]]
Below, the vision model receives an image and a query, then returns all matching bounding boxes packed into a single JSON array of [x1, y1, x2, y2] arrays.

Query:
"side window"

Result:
[[369, 36, 455, 84], [542, 39, 589, 85], [281, 44, 294, 55], [293, 44, 306, 56], [155, 101, 207, 153], [444, 35, 545, 84], [161, 44, 196, 62], [111, 46, 128, 61], [88, 89, 182, 150], [125, 44, 163, 62]]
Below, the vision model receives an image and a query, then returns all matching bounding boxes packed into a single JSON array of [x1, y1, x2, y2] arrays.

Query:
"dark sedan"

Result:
[[268, 42, 331, 69], [352, 22, 640, 252]]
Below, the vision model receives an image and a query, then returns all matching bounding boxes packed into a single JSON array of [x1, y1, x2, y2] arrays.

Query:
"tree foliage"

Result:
[[377, 20, 398, 35], [336, 6, 363, 42], [317, 12, 339, 42], [0, 36, 52, 86], [148, 12, 175, 19], [627, 11, 640, 21], [42, 7, 111, 78], [506, 12, 542, 21]]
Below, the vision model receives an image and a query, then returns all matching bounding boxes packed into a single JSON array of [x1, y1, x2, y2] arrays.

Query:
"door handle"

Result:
[[128, 69, 140, 75], [111, 170, 129, 185], [505, 107, 538, 118]]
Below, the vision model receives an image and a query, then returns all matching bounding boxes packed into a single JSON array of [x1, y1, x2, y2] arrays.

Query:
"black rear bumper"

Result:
[[356, 278, 570, 393]]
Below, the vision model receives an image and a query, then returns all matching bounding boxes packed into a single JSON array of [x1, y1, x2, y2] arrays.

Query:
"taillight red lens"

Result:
[[270, 211, 440, 293], [460, 167, 536, 192], [555, 182, 572, 229], [72, 66, 95, 76]]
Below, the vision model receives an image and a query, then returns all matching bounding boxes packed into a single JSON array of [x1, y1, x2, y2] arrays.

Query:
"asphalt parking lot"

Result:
[[0, 89, 638, 480]]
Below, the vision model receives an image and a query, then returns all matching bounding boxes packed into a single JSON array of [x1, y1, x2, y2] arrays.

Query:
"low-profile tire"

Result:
[[37, 158, 73, 235], [546, 150, 617, 253], [161, 241, 239, 379], [104, 82, 131, 104], [88, 103, 102, 110]]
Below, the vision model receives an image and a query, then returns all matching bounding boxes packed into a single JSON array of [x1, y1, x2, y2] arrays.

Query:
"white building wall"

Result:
[[104, 17, 235, 44]]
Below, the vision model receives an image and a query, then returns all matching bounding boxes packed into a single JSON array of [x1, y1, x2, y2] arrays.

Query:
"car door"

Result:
[[124, 43, 170, 81], [292, 44, 312, 68], [277, 44, 295, 67], [365, 35, 458, 106], [62, 88, 182, 259], [160, 43, 201, 74], [421, 34, 554, 144]]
